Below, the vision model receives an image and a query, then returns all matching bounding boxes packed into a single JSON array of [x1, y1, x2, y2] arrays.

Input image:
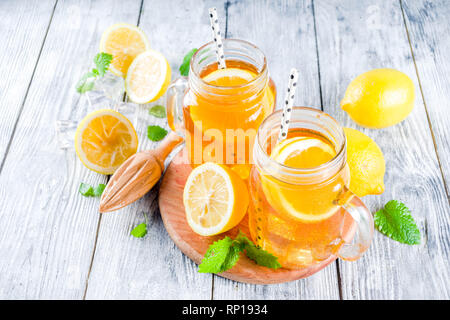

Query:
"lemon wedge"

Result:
[[183, 162, 249, 236], [75, 109, 138, 174]]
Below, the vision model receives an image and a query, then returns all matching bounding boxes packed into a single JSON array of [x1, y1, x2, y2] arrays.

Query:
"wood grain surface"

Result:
[[313, 0, 449, 299], [0, 0, 448, 299]]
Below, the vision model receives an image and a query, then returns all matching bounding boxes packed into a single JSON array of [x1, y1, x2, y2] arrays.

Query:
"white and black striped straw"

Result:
[[208, 7, 226, 69], [278, 68, 299, 142]]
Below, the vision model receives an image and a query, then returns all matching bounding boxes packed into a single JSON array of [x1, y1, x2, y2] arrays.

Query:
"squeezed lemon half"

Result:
[[74, 109, 138, 175]]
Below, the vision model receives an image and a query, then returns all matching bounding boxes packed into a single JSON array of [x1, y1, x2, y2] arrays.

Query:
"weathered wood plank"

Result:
[[0, 0, 56, 165], [314, 0, 450, 299], [213, 0, 341, 300], [84, 0, 222, 299], [0, 0, 143, 299], [401, 0, 450, 197]]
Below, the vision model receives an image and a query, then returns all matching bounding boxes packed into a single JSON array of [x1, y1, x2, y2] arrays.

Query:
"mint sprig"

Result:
[[198, 233, 281, 273], [179, 48, 197, 76], [374, 200, 421, 245], [79, 182, 106, 197], [76, 52, 113, 93]]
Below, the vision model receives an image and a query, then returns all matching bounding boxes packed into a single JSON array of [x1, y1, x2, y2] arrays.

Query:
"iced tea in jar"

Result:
[[166, 39, 276, 176], [248, 107, 374, 269]]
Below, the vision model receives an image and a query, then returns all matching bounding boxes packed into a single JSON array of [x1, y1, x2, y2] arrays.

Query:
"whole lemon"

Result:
[[341, 69, 415, 128], [344, 127, 385, 197]]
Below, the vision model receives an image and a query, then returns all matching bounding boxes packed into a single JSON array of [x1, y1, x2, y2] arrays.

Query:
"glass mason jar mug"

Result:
[[166, 39, 276, 171], [248, 107, 374, 270]]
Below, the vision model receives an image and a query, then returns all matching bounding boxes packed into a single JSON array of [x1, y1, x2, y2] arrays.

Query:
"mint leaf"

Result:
[[79, 183, 95, 196], [374, 200, 421, 245], [199, 237, 235, 273], [131, 223, 147, 238], [244, 244, 282, 269], [79, 182, 106, 197], [94, 52, 113, 76], [147, 125, 168, 141], [236, 234, 281, 269], [179, 48, 197, 76], [220, 245, 242, 272], [93, 184, 106, 197], [148, 105, 166, 118]]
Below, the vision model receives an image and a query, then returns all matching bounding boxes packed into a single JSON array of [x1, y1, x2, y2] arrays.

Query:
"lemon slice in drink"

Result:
[[75, 109, 138, 174], [125, 50, 171, 104], [271, 136, 336, 168], [183, 162, 249, 236], [261, 137, 338, 223], [100, 23, 150, 77], [189, 68, 257, 132], [203, 67, 257, 86]]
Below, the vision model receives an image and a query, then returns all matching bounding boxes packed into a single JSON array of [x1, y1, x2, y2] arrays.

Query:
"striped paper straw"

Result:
[[278, 68, 299, 142], [208, 7, 226, 69]]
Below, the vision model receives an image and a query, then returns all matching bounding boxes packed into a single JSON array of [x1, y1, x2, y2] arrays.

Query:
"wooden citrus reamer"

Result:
[[99, 132, 183, 212]]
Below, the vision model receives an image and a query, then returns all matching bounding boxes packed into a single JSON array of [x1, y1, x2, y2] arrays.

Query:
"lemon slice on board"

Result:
[[183, 162, 249, 236], [100, 23, 150, 77], [125, 49, 171, 104], [75, 109, 138, 174]]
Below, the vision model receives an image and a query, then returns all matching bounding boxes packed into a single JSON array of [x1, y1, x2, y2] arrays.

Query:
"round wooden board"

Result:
[[159, 148, 355, 284]]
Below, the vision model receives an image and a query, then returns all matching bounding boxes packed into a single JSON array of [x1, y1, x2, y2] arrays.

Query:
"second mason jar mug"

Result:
[[166, 39, 276, 171], [248, 107, 374, 270]]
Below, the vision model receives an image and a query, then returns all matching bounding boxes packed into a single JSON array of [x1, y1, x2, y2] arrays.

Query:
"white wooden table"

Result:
[[0, 0, 449, 300]]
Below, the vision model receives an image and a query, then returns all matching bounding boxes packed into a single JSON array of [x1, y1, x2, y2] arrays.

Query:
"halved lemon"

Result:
[[261, 136, 339, 223], [183, 162, 249, 236], [100, 23, 150, 77], [125, 50, 171, 104], [75, 109, 138, 174]]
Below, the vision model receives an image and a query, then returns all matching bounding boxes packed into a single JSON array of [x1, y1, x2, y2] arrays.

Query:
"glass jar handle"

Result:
[[337, 191, 374, 261], [165, 77, 188, 136]]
